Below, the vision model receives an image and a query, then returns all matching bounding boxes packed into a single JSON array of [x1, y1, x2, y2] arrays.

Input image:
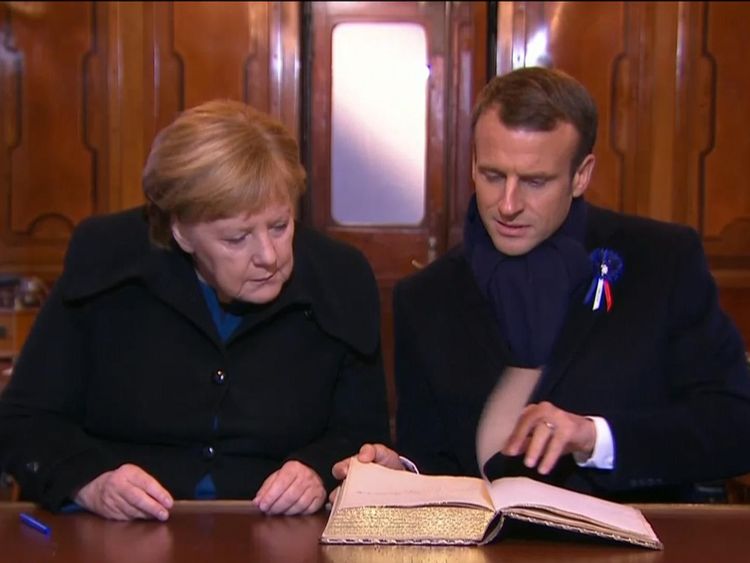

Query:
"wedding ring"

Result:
[[543, 420, 556, 431]]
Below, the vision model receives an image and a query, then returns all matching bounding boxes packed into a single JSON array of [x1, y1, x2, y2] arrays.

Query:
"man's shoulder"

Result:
[[395, 245, 468, 298], [587, 205, 700, 251]]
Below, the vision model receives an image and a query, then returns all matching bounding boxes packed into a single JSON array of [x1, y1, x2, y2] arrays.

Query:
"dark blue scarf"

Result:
[[463, 195, 591, 368]]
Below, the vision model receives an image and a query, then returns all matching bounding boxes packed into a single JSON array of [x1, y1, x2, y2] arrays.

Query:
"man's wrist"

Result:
[[573, 416, 614, 470]]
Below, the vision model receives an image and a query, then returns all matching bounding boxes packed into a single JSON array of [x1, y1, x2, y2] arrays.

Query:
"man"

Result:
[[334, 66, 750, 502]]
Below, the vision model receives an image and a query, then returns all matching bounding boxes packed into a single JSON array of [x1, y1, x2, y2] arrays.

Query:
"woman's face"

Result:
[[171, 201, 295, 304]]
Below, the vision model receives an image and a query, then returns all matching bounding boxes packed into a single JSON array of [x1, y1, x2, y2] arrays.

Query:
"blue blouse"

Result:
[[194, 279, 245, 499]]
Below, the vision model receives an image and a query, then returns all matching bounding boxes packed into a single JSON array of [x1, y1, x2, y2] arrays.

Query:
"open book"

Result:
[[321, 459, 662, 549]]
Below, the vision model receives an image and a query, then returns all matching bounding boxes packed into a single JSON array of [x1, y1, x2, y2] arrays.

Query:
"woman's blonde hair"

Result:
[[143, 99, 306, 247]]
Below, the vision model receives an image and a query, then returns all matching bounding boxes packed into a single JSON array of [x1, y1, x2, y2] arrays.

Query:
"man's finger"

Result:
[[503, 418, 537, 456], [522, 421, 556, 468], [538, 433, 566, 475]]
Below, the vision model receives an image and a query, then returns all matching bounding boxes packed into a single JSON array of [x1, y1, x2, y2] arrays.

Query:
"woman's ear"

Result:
[[171, 220, 194, 253]]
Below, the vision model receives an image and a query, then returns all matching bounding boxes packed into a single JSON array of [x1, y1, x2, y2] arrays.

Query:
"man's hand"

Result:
[[253, 460, 325, 515], [74, 463, 174, 521], [328, 443, 404, 505], [502, 401, 596, 475]]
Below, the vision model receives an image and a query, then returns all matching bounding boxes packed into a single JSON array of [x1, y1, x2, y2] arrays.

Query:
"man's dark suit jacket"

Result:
[[394, 204, 750, 502]]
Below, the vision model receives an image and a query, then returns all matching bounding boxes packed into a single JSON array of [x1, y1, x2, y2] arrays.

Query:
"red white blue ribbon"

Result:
[[584, 248, 623, 312]]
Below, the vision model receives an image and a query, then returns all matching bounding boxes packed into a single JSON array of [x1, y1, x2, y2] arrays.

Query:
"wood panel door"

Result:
[[145, 1, 301, 151], [0, 1, 111, 282], [680, 2, 750, 349], [303, 1, 487, 418]]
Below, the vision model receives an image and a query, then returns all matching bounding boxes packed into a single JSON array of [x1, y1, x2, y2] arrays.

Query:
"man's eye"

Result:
[[483, 171, 504, 182], [525, 178, 547, 188]]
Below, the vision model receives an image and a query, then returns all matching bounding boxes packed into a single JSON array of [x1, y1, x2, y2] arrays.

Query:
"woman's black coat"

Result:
[[0, 207, 390, 510]]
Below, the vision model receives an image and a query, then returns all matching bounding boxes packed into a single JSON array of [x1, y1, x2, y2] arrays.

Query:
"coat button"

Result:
[[304, 307, 314, 320], [25, 461, 40, 474], [211, 369, 226, 385], [202, 446, 216, 460]]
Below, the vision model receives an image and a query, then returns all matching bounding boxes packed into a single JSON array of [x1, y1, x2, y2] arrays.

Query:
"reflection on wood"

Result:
[[322, 545, 493, 563], [7, 1, 95, 234]]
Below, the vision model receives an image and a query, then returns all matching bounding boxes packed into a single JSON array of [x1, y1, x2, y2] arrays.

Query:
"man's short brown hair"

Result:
[[471, 67, 598, 173]]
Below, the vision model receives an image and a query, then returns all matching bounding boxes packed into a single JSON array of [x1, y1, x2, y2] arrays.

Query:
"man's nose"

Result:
[[498, 177, 523, 217]]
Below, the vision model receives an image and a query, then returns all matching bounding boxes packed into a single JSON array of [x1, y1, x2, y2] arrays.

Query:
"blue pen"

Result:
[[19, 512, 51, 535]]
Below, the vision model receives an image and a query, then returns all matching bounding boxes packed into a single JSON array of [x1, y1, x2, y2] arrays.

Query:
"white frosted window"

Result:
[[331, 23, 428, 226]]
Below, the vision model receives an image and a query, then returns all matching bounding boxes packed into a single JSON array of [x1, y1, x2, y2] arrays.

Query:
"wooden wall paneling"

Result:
[[266, 2, 300, 139], [106, 1, 147, 212], [701, 2, 750, 255], [175, 2, 261, 108], [0, 0, 301, 280], [496, 2, 677, 216], [0, 1, 109, 282], [693, 2, 750, 347], [672, 1, 709, 231], [446, 1, 488, 248], [639, 2, 680, 223], [143, 1, 181, 150], [505, 2, 638, 214], [146, 2, 300, 142]]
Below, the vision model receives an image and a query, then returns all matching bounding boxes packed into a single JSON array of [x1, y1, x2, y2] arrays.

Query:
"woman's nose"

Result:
[[251, 233, 277, 268]]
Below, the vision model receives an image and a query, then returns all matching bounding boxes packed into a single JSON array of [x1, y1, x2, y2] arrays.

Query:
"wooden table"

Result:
[[1, 501, 748, 562]]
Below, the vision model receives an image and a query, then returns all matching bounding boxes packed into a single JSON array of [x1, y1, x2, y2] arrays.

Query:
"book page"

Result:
[[488, 477, 654, 536], [337, 459, 494, 511]]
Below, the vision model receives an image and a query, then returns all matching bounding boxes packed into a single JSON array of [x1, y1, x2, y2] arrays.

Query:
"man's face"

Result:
[[171, 201, 295, 304], [472, 108, 594, 256]]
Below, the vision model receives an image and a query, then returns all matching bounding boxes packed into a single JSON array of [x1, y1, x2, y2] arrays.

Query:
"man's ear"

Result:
[[171, 220, 194, 254], [572, 153, 596, 198]]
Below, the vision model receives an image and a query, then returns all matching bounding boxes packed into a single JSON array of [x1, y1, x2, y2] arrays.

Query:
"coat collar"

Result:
[[531, 204, 622, 400], [58, 208, 378, 356]]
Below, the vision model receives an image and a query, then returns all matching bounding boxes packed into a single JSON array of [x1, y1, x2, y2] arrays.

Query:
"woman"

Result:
[[0, 100, 390, 520]]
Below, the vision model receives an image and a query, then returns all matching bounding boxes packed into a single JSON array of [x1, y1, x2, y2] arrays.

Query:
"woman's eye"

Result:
[[224, 235, 246, 245], [271, 222, 288, 234]]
